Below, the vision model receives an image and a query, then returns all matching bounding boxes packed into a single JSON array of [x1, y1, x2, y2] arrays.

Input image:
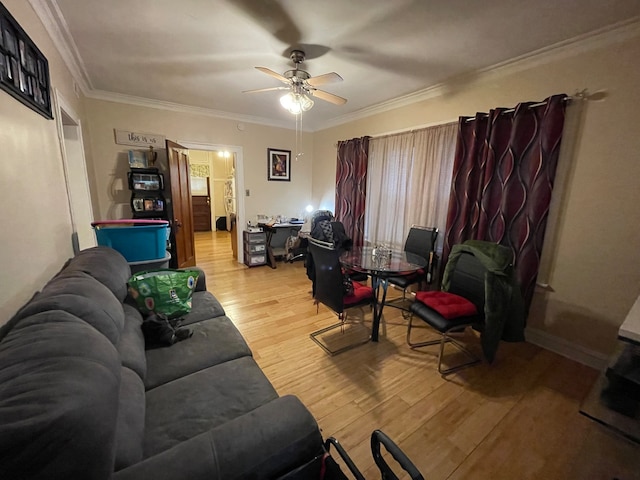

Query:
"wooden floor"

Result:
[[195, 230, 640, 480]]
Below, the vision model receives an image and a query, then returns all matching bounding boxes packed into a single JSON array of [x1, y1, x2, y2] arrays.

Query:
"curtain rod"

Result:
[[464, 94, 578, 121]]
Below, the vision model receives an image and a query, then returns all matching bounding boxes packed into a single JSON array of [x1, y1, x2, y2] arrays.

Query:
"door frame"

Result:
[[177, 141, 244, 264], [53, 89, 96, 253]]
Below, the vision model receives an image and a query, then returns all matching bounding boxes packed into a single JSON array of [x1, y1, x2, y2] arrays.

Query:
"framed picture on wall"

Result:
[[267, 148, 291, 181], [0, 3, 52, 119]]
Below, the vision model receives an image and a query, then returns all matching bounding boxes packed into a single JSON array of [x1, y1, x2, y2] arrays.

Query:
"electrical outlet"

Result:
[[245, 189, 250, 196]]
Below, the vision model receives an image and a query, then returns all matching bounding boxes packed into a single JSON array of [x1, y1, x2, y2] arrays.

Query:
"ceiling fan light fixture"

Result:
[[280, 91, 314, 114]]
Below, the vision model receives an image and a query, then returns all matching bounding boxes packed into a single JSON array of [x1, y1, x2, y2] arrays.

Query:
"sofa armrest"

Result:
[[113, 395, 323, 480], [192, 266, 207, 291]]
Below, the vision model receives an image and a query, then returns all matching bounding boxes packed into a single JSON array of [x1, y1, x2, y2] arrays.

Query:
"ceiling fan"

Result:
[[243, 50, 347, 114]]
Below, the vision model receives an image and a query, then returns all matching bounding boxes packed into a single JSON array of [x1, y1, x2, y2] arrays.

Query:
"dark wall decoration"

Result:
[[0, 2, 52, 119]]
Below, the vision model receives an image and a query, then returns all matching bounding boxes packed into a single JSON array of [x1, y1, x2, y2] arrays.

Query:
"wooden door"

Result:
[[167, 140, 196, 268], [192, 196, 212, 231], [192, 176, 211, 232]]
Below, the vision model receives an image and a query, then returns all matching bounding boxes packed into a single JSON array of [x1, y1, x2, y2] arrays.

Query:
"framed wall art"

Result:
[[0, 2, 52, 119], [267, 148, 291, 181]]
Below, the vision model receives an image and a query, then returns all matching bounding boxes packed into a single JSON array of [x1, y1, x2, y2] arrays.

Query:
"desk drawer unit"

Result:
[[243, 231, 266, 244], [246, 243, 266, 253], [243, 230, 267, 267]]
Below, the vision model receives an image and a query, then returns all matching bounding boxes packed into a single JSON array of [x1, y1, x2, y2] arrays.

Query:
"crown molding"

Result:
[[316, 17, 640, 131], [86, 89, 306, 131], [29, 0, 92, 94]]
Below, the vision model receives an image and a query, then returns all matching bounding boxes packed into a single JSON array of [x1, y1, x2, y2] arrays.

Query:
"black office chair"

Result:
[[386, 226, 438, 308], [308, 237, 375, 355], [408, 250, 485, 375]]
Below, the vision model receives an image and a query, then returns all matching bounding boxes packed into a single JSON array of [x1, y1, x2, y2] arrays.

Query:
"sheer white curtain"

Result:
[[364, 122, 457, 252]]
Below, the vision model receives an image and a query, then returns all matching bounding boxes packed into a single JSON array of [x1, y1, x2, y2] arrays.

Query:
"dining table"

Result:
[[340, 246, 428, 342]]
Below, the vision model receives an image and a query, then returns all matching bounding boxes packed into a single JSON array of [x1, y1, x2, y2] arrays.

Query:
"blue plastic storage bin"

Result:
[[93, 221, 169, 262]]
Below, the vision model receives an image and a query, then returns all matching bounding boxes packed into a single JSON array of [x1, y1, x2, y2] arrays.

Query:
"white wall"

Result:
[[312, 29, 640, 360], [0, 0, 85, 320], [82, 99, 314, 226]]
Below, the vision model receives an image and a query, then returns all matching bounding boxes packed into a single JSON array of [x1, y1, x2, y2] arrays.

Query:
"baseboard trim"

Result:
[[525, 327, 609, 371]]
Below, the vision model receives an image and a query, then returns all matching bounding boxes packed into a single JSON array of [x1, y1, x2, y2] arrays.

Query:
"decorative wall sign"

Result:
[[267, 148, 291, 181], [190, 164, 210, 178], [0, 2, 52, 119], [114, 129, 166, 147]]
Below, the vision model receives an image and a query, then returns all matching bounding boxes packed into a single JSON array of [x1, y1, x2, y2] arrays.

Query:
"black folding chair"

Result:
[[386, 226, 438, 311]]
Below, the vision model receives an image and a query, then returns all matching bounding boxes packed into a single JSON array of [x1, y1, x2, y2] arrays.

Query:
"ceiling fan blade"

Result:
[[243, 86, 289, 94], [306, 72, 343, 87], [310, 89, 347, 105], [255, 67, 289, 84]]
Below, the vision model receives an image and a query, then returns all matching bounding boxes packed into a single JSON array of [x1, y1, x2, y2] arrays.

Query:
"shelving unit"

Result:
[[128, 167, 167, 220], [243, 230, 267, 267]]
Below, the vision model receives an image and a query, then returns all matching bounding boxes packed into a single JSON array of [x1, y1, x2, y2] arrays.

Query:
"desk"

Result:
[[340, 247, 427, 342], [258, 222, 303, 268]]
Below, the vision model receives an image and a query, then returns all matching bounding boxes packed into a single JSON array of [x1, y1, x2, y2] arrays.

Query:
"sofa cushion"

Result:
[[118, 303, 147, 380], [179, 290, 225, 326], [143, 356, 278, 458], [144, 315, 252, 390], [60, 246, 131, 301], [0, 291, 39, 343], [114, 366, 146, 471], [112, 396, 323, 480], [15, 271, 125, 345], [0, 310, 121, 480]]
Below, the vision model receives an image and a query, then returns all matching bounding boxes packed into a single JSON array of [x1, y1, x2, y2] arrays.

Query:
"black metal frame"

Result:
[[0, 2, 52, 119], [407, 316, 481, 375]]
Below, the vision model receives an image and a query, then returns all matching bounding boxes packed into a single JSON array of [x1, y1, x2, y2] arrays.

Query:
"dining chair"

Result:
[[386, 226, 438, 308], [407, 249, 485, 375], [308, 237, 375, 355]]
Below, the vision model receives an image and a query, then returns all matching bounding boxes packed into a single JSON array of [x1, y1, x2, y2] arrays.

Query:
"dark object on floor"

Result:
[[321, 430, 423, 479], [216, 216, 227, 230]]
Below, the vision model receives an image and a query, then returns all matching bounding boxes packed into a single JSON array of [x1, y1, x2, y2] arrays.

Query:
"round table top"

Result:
[[340, 246, 427, 276]]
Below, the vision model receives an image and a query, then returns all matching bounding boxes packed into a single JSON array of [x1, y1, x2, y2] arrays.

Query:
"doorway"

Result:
[[178, 141, 244, 264], [54, 90, 96, 253]]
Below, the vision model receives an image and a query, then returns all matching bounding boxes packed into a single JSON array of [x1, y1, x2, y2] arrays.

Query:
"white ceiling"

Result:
[[36, 0, 640, 130]]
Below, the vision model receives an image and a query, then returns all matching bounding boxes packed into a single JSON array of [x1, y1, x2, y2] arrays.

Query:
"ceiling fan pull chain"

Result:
[[296, 111, 304, 160]]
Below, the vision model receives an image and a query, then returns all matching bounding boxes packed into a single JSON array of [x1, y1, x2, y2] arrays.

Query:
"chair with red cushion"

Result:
[[408, 250, 486, 375], [308, 237, 375, 355]]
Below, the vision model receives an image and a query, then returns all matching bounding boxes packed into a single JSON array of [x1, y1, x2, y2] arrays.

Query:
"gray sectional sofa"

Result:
[[0, 246, 324, 479]]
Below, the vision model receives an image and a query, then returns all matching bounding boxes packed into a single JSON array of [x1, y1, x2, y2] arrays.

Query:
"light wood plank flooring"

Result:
[[195, 230, 640, 480]]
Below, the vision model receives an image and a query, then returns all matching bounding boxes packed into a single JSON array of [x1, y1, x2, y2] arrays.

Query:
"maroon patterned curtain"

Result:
[[443, 94, 567, 310], [335, 136, 370, 246]]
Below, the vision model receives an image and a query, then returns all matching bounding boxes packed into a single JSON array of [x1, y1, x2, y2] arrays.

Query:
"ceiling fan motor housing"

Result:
[[290, 49, 306, 65]]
